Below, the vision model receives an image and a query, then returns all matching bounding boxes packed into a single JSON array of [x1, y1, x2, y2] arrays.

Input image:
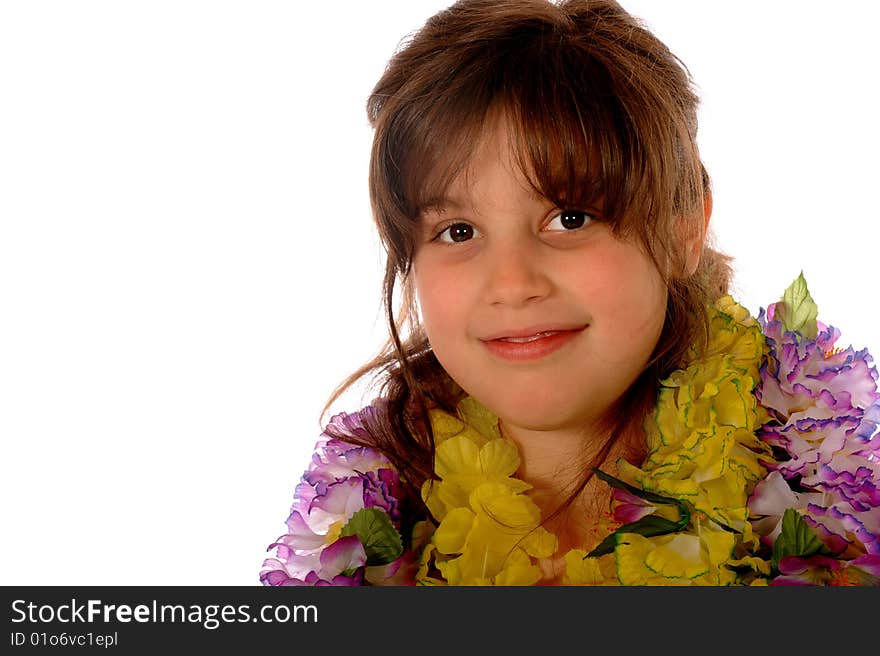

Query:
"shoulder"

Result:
[[261, 399, 419, 586]]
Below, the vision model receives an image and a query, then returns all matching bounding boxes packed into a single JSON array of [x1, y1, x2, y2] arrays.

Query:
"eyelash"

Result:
[[430, 209, 596, 244]]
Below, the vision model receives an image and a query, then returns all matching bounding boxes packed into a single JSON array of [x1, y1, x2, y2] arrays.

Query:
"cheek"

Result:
[[413, 261, 465, 342], [573, 246, 667, 341]]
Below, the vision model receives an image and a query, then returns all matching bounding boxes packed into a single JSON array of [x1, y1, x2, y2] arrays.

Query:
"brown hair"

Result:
[[320, 0, 732, 518]]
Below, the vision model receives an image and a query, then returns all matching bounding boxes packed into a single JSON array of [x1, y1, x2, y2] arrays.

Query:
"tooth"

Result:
[[500, 331, 556, 343]]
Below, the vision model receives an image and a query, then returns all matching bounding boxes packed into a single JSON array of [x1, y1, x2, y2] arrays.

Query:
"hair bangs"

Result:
[[498, 46, 657, 237], [387, 26, 660, 244]]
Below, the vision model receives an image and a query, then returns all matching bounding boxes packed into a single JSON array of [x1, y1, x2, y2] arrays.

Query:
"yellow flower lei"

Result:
[[415, 296, 776, 585]]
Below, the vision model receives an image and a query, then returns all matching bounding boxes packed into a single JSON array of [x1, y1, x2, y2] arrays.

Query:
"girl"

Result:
[[261, 0, 880, 585]]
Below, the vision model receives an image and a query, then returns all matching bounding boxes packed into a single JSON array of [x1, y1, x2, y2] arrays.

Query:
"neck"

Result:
[[501, 421, 589, 490], [501, 416, 641, 487], [499, 414, 645, 537]]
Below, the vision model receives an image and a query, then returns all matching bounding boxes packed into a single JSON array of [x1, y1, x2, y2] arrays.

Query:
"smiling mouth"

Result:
[[495, 331, 567, 343], [482, 323, 588, 342], [482, 327, 586, 362]]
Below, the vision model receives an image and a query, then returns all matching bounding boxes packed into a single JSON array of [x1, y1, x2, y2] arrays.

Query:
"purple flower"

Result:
[[261, 405, 409, 586], [772, 554, 880, 586], [757, 305, 879, 441], [611, 487, 659, 524], [750, 302, 880, 563], [261, 536, 367, 586], [362, 469, 403, 524], [748, 471, 824, 546]]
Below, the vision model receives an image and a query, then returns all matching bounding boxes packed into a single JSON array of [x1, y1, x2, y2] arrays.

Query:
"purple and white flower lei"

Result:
[[260, 404, 414, 586], [749, 302, 880, 580]]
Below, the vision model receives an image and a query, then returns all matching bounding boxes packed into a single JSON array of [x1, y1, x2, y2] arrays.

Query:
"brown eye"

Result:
[[546, 209, 593, 232], [437, 222, 477, 243]]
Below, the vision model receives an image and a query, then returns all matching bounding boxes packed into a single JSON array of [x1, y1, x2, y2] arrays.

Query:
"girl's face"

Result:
[[412, 119, 668, 436]]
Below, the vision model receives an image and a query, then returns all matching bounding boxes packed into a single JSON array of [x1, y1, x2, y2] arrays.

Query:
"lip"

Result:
[[481, 324, 587, 341], [481, 327, 585, 362]]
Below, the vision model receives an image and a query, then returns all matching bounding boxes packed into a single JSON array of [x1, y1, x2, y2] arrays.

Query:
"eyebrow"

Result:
[[418, 189, 548, 217], [418, 196, 465, 216]]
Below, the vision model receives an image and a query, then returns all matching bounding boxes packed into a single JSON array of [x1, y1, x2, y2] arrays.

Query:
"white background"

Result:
[[1, 1, 877, 585]]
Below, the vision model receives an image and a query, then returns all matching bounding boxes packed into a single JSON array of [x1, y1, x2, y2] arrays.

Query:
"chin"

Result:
[[490, 394, 600, 433]]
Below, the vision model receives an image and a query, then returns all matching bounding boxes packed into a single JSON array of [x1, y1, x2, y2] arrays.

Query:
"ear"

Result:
[[684, 191, 712, 277]]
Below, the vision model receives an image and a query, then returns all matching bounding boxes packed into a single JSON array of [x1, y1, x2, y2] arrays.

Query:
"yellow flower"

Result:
[[564, 548, 617, 585], [610, 297, 774, 584], [615, 519, 738, 585], [418, 399, 557, 585], [423, 434, 531, 520]]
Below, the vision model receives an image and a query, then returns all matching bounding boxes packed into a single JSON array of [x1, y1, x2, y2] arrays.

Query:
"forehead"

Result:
[[419, 118, 545, 213], [412, 103, 611, 226]]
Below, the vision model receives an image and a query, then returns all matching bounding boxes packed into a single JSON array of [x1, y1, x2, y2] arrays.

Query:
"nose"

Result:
[[481, 237, 552, 307]]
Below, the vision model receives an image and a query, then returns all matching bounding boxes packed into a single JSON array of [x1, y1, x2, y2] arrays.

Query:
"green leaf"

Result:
[[339, 507, 403, 566], [585, 469, 691, 558], [586, 514, 689, 558], [771, 508, 826, 571], [593, 468, 689, 507], [775, 271, 819, 340]]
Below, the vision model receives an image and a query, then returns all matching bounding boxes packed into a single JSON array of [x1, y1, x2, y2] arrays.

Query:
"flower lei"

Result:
[[261, 274, 880, 586]]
